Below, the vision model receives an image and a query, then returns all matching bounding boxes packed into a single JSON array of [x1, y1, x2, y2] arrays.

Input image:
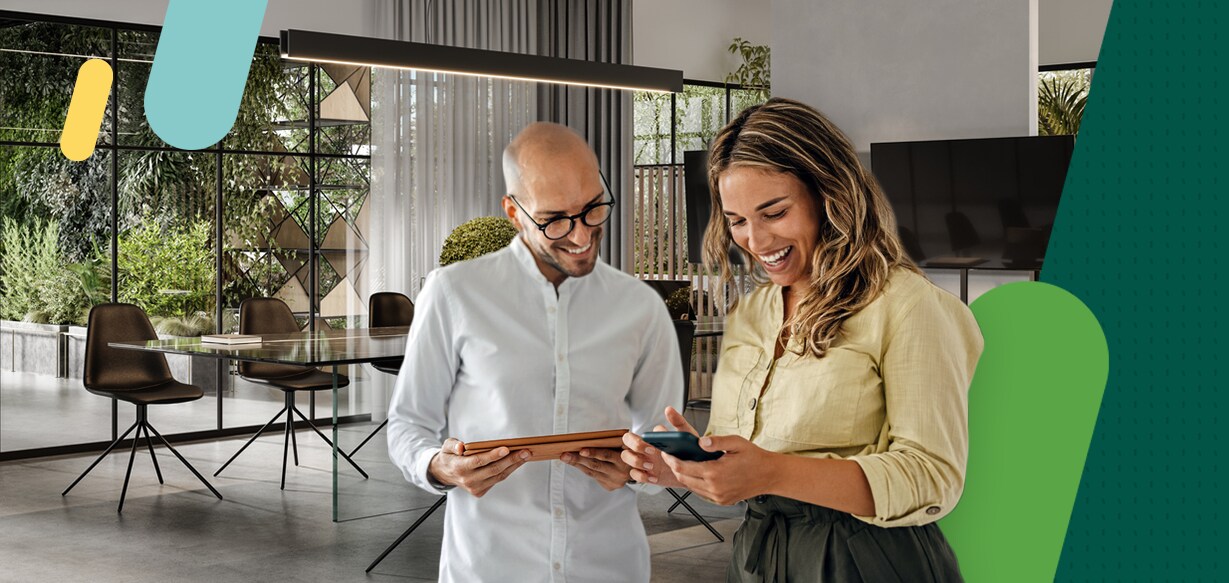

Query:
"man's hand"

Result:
[[561, 447, 633, 491], [428, 437, 531, 498]]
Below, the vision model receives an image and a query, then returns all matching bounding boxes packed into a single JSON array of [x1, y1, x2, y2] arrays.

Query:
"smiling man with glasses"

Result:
[[387, 122, 683, 583]]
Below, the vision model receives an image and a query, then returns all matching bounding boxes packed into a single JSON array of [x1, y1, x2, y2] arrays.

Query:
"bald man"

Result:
[[387, 122, 683, 583]]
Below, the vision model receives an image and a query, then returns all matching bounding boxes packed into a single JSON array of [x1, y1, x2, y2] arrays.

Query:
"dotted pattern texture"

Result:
[[1044, 2, 1226, 580]]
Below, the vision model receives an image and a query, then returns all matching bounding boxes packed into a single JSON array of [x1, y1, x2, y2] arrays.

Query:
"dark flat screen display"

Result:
[[870, 135, 1074, 269]]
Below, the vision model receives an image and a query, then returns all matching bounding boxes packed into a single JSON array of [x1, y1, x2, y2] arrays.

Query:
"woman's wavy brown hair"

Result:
[[703, 97, 918, 358]]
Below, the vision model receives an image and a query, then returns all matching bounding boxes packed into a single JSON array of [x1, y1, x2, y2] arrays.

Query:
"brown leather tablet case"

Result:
[[462, 429, 628, 462]]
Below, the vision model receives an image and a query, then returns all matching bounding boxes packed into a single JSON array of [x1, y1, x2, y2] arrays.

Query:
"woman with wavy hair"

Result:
[[623, 97, 983, 582]]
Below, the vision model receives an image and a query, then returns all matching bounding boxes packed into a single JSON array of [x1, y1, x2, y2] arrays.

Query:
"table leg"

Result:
[[332, 363, 339, 523]]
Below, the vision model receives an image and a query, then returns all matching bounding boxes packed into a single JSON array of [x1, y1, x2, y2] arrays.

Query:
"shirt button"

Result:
[[748, 397, 758, 411], [553, 562, 562, 571], [554, 507, 563, 518], [926, 506, 942, 515]]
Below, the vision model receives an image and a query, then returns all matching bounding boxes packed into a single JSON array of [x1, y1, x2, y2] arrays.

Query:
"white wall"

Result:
[[0, 0, 368, 38], [632, 0, 772, 82], [772, 0, 1038, 154], [1039, 0, 1112, 65]]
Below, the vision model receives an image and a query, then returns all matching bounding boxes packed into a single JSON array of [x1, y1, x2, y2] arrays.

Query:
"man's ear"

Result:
[[502, 195, 522, 230]]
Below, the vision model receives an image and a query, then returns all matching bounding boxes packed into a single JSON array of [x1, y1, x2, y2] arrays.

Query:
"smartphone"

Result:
[[641, 431, 724, 462]]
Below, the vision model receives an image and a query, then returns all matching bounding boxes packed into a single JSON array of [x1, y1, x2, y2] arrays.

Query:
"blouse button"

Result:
[[748, 397, 758, 411], [926, 506, 942, 515]]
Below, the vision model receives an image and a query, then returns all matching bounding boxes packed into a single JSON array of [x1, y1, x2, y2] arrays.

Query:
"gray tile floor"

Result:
[[0, 417, 742, 582]]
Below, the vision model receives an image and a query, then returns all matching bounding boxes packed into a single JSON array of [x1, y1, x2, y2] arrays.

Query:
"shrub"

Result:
[[117, 218, 214, 318], [0, 217, 62, 321], [438, 216, 518, 267]]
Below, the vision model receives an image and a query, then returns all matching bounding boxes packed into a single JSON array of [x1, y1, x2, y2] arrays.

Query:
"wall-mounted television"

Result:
[[870, 135, 1074, 269]]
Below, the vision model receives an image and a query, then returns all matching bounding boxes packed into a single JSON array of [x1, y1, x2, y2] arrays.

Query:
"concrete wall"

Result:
[[1, 0, 368, 38], [1039, 0, 1113, 65], [772, 0, 1038, 154], [632, 0, 772, 82]]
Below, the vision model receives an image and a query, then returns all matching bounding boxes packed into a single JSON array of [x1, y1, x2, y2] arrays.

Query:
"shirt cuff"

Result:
[[416, 446, 454, 494], [849, 455, 947, 527]]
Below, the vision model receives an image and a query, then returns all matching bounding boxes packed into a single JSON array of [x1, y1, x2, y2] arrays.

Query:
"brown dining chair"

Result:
[[212, 297, 367, 489], [347, 291, 414, 458], [62, 303, 223, 513]]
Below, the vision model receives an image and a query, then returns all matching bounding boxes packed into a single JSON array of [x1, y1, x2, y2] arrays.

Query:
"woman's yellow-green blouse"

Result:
[[707, 268, 983, 527]]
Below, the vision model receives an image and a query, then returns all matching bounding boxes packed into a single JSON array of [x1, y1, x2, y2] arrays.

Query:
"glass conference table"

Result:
[[111, 326, 410, 522]]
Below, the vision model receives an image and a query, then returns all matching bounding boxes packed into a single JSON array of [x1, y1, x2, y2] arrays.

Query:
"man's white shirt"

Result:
[[387, 237, 683, 583]]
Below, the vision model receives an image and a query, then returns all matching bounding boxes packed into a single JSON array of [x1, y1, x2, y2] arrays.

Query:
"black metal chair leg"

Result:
[[285, 392, 300, 467], [281, 408, 292, 490], [347, 418, 388, 457], [116, 428, 143, 513], [140, 422, 164, 485], [146, 423, 223, 500], [667, 489, 691, 513], [666, 488, 724, 542], [290, 406, 368, 478], [62, 420, 140, 496], [214, 406, 288, 477], [366, 497, 447, 573]]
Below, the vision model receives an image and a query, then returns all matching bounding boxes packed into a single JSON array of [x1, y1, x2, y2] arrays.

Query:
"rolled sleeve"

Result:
[[850, 289, 983, 527]]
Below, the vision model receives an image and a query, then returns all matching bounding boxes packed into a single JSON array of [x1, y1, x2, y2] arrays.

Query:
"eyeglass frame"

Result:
[[507, 174, 617, 241]]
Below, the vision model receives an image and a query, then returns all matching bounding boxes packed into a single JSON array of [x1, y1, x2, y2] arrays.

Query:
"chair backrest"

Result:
[[369, 292, 414, 328], [672, 320, 696, 400], [238, 297, 308, 379], [84, 303, 174, 393]]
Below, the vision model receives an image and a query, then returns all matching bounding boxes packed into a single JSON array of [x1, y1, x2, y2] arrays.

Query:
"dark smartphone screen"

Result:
[[642, 431, 724, 462]]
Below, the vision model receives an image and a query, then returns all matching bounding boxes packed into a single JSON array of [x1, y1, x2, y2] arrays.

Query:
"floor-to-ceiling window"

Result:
[[0, 11, 373, 458]]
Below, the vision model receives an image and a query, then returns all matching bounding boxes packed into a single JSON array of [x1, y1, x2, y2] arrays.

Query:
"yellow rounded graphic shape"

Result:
[[59, 58, 113, 161]]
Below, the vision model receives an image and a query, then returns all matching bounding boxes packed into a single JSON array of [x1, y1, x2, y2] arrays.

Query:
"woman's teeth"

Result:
[[760, 246, 792, 267], [565, 243, 592, 255]]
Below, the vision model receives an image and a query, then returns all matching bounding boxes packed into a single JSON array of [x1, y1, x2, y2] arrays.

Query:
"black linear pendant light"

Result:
[[279, 30, 683, 93]]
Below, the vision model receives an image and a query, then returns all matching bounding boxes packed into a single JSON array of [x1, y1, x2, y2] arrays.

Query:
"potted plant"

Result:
[[725, 37, 771, 100]]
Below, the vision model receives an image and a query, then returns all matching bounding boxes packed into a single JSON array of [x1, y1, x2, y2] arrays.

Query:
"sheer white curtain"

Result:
[[367, 1, 540, 299]]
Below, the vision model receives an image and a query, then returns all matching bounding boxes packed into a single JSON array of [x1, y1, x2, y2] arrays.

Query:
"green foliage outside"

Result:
[[0, 218, 109, 325], [116, 218, 214, 323], [438, 217, 518, 266], [0, 218, 62, 321], [1038, 69, 1091, 136], [1, 21, 321, 336]]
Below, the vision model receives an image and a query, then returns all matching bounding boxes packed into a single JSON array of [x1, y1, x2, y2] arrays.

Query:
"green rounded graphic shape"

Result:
[[941, 281, 1108, 582]]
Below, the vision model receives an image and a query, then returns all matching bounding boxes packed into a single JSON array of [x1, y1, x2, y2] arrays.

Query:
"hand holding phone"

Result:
[[641, 431, 724, 462]]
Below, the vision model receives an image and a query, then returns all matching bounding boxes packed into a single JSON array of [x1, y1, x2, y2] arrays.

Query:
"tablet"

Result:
[[462, 429, 628, 462]]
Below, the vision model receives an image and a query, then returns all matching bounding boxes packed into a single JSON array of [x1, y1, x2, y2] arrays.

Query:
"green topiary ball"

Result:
[[439, 216, 519, 267]]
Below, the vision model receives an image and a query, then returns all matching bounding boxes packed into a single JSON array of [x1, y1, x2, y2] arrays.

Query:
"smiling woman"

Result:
[[622, 98, 984, 583]]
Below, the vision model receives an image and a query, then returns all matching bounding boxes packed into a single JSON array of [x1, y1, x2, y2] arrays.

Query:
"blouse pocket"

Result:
[[762, 346, 882, 448], [709, 345, 763, 430]]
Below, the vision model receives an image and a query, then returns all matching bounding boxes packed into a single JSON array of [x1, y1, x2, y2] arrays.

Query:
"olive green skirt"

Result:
[[728, 495, 963, 583]]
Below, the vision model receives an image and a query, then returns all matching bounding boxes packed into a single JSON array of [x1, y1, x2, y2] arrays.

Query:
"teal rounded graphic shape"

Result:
[[144, 0, 268, 150], [940, 281, 1107, 582]]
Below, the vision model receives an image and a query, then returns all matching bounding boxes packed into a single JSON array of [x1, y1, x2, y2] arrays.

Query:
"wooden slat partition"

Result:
[[632, 164, 746, 402]]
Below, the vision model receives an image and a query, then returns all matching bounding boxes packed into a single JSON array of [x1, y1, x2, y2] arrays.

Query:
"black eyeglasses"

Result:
[[509, 178, 617, 240]]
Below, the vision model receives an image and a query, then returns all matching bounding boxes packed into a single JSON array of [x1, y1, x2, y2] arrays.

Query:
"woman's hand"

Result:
[[621, 406, 694, 488], [659, 434, 779, 506]]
